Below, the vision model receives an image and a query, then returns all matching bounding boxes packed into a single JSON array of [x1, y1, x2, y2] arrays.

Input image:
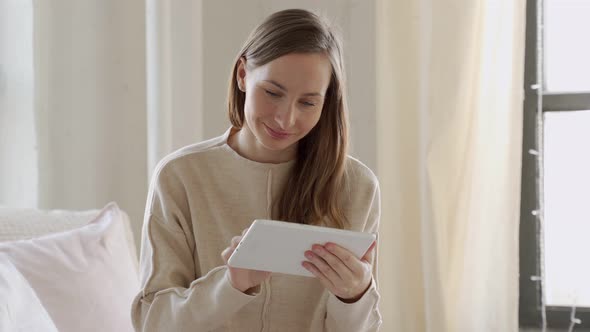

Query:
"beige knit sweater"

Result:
[[131, 128, 382, 332]]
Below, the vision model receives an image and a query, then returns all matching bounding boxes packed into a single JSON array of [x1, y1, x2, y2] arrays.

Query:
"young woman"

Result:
[[131, 9, 382, 332]]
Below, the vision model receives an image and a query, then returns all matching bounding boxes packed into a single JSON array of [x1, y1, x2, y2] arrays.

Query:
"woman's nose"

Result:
[[275, 103, 296, 129]]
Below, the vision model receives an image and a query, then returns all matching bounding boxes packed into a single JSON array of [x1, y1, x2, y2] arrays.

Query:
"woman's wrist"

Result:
[[337, 279, 372, 303], [243, 284, 261, 295], [226, 270, 260, 295]]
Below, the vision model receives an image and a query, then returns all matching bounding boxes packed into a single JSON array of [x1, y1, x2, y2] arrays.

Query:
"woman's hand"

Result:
[[221, 229, 271, 294], [302, 241, 376, 303]]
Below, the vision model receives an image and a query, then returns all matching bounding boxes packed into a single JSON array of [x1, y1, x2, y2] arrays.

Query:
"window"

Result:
[[520, 0, 590, 329]]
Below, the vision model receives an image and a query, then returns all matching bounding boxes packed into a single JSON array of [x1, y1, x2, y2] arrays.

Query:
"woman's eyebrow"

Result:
[[263, 80, 324, 97]]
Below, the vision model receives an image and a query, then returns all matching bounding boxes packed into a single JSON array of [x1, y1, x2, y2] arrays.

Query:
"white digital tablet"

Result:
[[227, 219, 376, 278]]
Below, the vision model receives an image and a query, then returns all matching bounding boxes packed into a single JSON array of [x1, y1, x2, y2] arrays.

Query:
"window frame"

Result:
[[519, 0, 590, 329]]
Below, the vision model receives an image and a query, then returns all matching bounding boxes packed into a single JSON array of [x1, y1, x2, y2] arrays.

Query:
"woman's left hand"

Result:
[[302, 241, 376, 303]]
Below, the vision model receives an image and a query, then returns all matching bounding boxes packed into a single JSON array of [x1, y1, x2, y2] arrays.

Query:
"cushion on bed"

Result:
[[0, 202, 138, 332], [0, 253, 58, 332]]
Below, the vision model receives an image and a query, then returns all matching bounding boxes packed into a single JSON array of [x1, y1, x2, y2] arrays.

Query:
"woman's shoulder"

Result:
[[152, 131, 230, 179], [344, 155, 379, 190], [339, 156, 380, 232]]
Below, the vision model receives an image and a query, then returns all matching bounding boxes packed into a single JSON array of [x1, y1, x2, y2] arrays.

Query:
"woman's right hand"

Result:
[[221, 229, 271, 294]]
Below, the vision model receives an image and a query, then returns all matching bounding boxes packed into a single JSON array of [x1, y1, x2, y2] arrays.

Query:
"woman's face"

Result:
[[237, 52, 332, 156]]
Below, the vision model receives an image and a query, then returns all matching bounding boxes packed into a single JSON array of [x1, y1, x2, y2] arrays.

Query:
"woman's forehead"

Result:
[[254, 53, 332, 93]]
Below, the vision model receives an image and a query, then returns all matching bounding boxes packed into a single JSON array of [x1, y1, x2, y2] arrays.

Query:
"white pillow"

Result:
[[0, 202, 139, 332], [0, 253, 58, 332], [0, 204, 139, 272], [0, 208, 100, 242]]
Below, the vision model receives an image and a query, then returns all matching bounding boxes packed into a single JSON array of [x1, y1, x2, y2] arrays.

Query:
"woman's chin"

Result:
[[256, 135, 297, 154], [260, 140, 293, 152]]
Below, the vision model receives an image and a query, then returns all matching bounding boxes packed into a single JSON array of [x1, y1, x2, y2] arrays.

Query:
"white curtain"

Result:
[[30, 1, 149, 249], [145, 0, 204, 176], [0, 0, 37, 208], [375, 1, 526, 331]]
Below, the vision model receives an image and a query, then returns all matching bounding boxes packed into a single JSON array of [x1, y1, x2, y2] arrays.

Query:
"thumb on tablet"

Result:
[[361, 241, 376, 262]]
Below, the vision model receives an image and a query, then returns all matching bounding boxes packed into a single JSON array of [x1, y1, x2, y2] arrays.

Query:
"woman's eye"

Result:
[[301, 101, 316, 107], [265, 90, 280, 97]]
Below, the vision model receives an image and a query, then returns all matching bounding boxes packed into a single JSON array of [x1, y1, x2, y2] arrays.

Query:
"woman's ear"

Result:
[[236, 57, 247, 92]]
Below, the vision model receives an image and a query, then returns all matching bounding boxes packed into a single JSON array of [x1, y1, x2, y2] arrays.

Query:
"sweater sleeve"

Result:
[[324, 179, 383, 332], [131, 163, 258, 331], [131, 214, 259, 332]]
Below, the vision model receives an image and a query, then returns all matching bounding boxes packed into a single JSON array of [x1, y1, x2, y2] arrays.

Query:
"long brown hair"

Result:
[[227, 9, 349, 229]]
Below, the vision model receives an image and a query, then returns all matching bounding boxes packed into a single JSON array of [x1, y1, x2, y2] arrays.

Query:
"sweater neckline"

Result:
[[220, 127, 296, 171]]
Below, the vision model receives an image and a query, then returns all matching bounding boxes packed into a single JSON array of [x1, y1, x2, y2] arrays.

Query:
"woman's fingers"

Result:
[[222, 233, 245, 264], [361, 241, 376, 263], [324, 243, 366, 275], [303, 242, 375, 301], [304, 249, 342, 282], [221, 246, 232, 263], [301, 261, 337, 292], [231, 235, 242, 247], [308, 245, 354, 280]]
